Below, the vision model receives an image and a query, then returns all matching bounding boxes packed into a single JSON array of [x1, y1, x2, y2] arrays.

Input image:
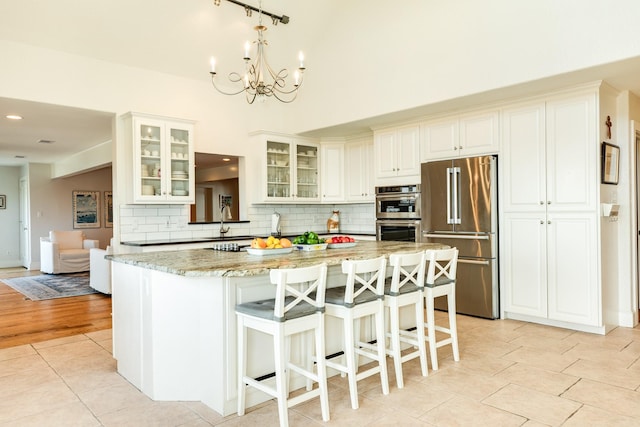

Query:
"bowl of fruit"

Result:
[[325, 235, 357, 248], [292, 231, 328, 251], [246, 236, 293, 255]]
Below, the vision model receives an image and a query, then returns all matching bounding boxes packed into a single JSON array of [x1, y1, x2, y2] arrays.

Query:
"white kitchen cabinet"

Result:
[[320, 142, 344, 202], [123, 112, 195, 204], [420, 110, 499, 161], [264, 139, 319, 202], [345, 138, 374, 202], [501, 91, 601, 330], [502, 98, 596, 213], [374, 124, 420, 183]]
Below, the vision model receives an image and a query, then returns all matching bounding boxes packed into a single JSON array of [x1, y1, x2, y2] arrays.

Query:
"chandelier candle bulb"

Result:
[[244, 41, 251, 60], [210, 57, 216, 74], [298, 51, 305, 69]]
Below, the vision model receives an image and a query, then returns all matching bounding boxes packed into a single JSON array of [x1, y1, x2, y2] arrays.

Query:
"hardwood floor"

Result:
[[0, 267, 112, 349]]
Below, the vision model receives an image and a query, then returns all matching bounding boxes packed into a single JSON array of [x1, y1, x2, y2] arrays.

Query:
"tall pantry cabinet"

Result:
[[500, 84, 615, 333]]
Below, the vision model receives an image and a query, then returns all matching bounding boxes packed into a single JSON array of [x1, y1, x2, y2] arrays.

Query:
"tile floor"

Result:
[[2, 314, 640, 426]]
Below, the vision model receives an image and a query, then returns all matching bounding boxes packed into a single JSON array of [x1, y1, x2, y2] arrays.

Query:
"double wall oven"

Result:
[[375, 184, 421, 242]]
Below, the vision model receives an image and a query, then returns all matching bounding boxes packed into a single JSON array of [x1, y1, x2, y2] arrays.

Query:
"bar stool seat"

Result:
[[324, 255, 389, 410], [383, 251, 428, 388], [236, 263, 330, 427], [424, 248, 460, 371]]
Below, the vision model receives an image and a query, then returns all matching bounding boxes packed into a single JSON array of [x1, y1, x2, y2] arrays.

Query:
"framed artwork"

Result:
[[104, 191, 113, 228], [601, 142, 620, 185], [73, 190, 100, 228], [0, 195, 5, 209]]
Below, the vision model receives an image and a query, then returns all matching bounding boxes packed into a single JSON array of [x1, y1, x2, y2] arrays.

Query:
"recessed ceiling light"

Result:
[[6, 114, 23, 120], [222, 158, 231, 162]]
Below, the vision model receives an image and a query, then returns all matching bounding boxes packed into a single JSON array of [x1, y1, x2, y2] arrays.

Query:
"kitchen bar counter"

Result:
[[108, 240, 438, 277], [109, 241, 447, 416]]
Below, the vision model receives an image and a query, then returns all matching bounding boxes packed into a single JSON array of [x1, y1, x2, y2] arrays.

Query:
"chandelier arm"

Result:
[[271, 90, 299, 103], [210, 73, 251, 96]]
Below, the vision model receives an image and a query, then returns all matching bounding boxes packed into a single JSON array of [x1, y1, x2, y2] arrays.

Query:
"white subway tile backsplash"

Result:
[[119, 202, 375, 242]]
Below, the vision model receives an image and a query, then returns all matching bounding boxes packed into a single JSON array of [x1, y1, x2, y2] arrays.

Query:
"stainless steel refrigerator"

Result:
[[420, 155, 499, 319]]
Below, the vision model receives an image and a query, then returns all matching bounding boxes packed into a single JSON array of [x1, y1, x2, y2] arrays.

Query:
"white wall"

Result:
[[292, 0, 640, 134], [0, 166, 21, 267]]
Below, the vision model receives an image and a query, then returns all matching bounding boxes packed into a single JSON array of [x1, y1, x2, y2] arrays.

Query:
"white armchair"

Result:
[[90, 245, 112, 294], [40, 230, 99, 274]]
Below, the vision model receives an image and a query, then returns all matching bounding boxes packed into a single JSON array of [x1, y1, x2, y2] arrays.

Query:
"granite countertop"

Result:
[[121, 232, 376, 247], [107, 241, 448, 278]]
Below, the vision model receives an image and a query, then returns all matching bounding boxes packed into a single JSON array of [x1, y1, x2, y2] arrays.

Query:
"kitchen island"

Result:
[[108, 241, 448, 416]]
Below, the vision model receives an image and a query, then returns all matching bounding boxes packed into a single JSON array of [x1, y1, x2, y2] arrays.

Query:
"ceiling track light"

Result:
[[209, 0, 304, 104], [214, 0, 289, 25]]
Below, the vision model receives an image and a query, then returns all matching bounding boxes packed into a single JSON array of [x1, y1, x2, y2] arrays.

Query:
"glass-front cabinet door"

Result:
[[131, 113, 194, 204], [167, 126, 192, 200], [266, 141, 292, 199], [295, 144, 318, 200], [265, 140, 319, 202]]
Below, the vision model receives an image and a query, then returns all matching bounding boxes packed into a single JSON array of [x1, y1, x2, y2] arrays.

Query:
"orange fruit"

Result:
[[256, 237, 267, 248], [280, 238, 292, 248]]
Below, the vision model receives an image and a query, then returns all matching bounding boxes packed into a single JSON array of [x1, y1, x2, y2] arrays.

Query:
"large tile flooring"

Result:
[[2, 314, 640, 426]]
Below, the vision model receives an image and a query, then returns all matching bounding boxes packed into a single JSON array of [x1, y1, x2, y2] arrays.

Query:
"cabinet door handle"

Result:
[[459, 146, 463, 149], [454, 146, 458, 150], [540, 201, 544, 205], [540, 220, 544, 224], [548, 220, 551, 224], [547, 201, 551, 204]]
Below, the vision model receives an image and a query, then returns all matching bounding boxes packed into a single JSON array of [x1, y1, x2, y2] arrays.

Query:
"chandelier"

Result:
[[209, 0, 306, 104]]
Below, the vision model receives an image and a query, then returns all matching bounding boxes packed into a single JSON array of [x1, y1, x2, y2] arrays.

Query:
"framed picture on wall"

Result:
[[73, 190, 100, 228], [0, 195, 5, 209], [601, 142, 620, 185], [104, 191, 113, 228]]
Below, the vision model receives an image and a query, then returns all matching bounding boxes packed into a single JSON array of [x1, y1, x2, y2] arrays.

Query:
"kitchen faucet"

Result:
[[220, 203, 230, 238]]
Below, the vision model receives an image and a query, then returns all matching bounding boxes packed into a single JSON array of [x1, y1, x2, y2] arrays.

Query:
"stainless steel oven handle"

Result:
[[424, 233, 490, 240], [377, 220, 421, 226], [375, 193, 420, 201]]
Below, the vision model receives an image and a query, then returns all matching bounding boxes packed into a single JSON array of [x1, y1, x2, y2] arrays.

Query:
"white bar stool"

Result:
[[424, 248, 460, 370], [384, 251, 428, 388], [236, 263, 330, 427], [324, 255, 389, 410]]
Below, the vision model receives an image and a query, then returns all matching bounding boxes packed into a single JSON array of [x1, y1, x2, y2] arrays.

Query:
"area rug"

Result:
[[1, 272, 98, 301]]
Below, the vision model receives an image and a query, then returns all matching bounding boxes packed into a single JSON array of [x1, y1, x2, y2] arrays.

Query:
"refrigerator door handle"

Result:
[[458, 258, 491, 266], [424, 233, 490, 240], [452, 166, 461, 224], [446, 167, 453, 224]]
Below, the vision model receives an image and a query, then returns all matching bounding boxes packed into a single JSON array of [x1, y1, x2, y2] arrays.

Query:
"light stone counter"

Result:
[[109, 240, 449, 417], [107, 240, 448, 278]]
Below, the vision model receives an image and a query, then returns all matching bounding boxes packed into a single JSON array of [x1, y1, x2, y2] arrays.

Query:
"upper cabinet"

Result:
[[345, 137, 374, 202], [320, 142, 345, 202], [420, 110, 499, 161], [374, 124, 420, 184], [263, 138, 320, 203], [122, 112, 195, 204]]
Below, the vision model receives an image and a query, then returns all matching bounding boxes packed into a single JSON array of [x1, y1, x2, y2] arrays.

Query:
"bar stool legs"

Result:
[[424, 248, 460, 371]]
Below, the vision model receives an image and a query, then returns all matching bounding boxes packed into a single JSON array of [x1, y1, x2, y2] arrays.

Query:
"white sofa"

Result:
[[40, 230, 99, 274], [90, 245, 112, 294]]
